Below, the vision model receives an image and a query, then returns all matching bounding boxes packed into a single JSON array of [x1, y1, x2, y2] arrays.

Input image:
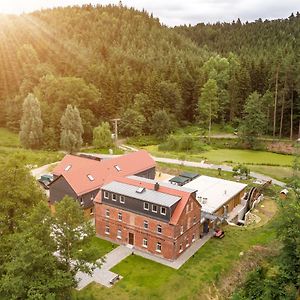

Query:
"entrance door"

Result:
[[203, 220, 209, 234], [128, 232, 134, 245]]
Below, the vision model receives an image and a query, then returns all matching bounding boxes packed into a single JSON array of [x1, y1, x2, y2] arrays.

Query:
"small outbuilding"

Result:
[[279, 188, 289, 199], [169, 176, 189, 186]]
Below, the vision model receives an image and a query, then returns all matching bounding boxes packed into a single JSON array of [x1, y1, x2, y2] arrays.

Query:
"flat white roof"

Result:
[[184, 175, 247, 214]]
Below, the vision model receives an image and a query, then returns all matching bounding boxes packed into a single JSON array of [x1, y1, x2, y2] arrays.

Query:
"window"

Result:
[[105, 225, 110, 235], [193, 216, 196, 224], [64, 165, 71, 171], [120, 196, 125, 204], [157, 225, 162, 234], [87, 174, 94, 181], [143, 238, 148, 248], [118, 212, 122, 221], [117, 229, 122, 239], [156, 242, 162, 252], [180, 225, 183, 234], [144, 220, 148, 229], [191, 202, 193, 210], [192, 233, 195, 242], [144, 202, 149, 211], [186, 204, 189, 213], [104, 191, 109, 199], [136, 187, 145, 193], [160, 207, 166, 215], [112, 194, 117, 201], [105, 209, 110, 218], [114, 165, 121, 171], [186, 239, 189, 248], [90, 208, 94, 215], [179, 243, 183, 253], [152, 204, 157, 213], [80, 198, 84, 206]]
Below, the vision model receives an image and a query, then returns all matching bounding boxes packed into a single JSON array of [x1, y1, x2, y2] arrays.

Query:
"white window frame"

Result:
[[118, 212, 122, 221], [117, 229, 122, 239], [144, 202, 149, 211], [144, 220, 148, 229], [179, 243, 183, 253], [90, 208, 94, 215], [105, 209, 110, 218], [104, 191, 109, 199], [120, 196, 125, 204], [157, 224, 162, 234], [152, 204, 157, 213], [156, 242, 162, 252], [160, 207, 166, 215], [186, 239, 189, 248], [192, 233, 195, 242], [142, 238, 148, 248], [180, 225, 183, 234], [186, 204, 189, 213], [112, 194, 117, 201], [105, 225, 110, 235], [193, 216, 196, 224]]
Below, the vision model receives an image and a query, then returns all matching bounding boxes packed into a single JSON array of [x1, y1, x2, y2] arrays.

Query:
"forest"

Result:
[[0, 4, 299, 149]]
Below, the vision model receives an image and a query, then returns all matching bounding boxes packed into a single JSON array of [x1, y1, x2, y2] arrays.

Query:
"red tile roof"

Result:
[[51, 151, 155, 196], [95, 176, 200, 226]]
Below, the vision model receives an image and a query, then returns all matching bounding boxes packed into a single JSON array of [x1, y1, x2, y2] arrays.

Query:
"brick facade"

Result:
[[95, 195, 201, 260]]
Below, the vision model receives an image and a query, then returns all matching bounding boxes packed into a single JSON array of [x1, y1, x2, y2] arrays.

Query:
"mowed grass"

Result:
[[80, 237, 117, 262], [77, 203, 277, 300], [201, 149, 293, 166], [144, 145, 294, 167]]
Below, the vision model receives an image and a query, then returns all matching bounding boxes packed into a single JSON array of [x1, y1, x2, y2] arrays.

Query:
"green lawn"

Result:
[[0, 128, 20, 147], [77, 203, 277, 300], [144, 145, 294, 167], [80, 237, 117, 262]]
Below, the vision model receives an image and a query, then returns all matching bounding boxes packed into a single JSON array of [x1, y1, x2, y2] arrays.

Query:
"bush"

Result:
[[158, 135, 204, 152]]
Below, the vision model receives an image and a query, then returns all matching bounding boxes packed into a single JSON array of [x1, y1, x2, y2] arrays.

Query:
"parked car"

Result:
[[214, 228, 225, 239]]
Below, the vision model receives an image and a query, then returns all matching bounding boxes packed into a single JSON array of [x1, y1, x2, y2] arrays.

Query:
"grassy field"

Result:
[[144, 145, 294, 167], [80, 237, 117, 262], [0, 128, 64, 166], [77, 200, 277, 300], [0, 128, 20, 147]]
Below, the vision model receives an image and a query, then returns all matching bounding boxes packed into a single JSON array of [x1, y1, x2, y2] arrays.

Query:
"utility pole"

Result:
[[111, 118, 121, 146]]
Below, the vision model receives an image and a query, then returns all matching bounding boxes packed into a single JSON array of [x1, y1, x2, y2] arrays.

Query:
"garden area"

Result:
[[76, 196, 279, 300]]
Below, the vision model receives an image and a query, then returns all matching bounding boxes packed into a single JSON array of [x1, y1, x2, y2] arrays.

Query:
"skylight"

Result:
[[136, 187, 145, 193], [87, 174, 95, 181], [114, 165, 121, 172], [64, 165, 71, 171]]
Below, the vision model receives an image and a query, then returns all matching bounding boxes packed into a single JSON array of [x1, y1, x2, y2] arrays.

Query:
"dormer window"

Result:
[[114, 165, 121, 172], [160, 207, 166, 215], [87, 174, 94, 181], [112, 194, 117, 201], [143, 202, 149, 210], [64, 165, 71, 171], [104, 191, 109, 199], [152, 205, 157, 213]]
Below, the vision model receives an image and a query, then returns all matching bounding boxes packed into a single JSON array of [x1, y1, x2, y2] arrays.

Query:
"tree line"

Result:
[[0, 5, 300, 150]]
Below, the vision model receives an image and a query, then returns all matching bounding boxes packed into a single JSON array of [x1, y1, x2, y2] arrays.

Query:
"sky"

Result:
[[0, 0, 299, 26]]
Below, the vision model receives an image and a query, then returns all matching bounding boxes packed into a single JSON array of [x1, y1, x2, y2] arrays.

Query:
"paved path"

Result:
[[75, 245, 132, 290], [30, 162, 58, 179]]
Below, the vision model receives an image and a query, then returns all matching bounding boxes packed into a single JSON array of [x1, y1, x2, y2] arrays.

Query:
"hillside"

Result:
[[0, 5, 299, 148]]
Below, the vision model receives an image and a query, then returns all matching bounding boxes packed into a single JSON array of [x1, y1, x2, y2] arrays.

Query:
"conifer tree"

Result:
[[60, 105, 84, 153], [19, 93, 43, 149]]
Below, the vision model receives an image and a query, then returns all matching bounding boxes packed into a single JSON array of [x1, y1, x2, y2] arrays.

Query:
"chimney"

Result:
[[154, 182, 160, 191]]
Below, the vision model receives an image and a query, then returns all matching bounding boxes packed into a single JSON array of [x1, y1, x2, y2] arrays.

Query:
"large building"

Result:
[[48, 151, 156, 216], [94, 176, 201, 260], [184, 175, 247, 231]]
